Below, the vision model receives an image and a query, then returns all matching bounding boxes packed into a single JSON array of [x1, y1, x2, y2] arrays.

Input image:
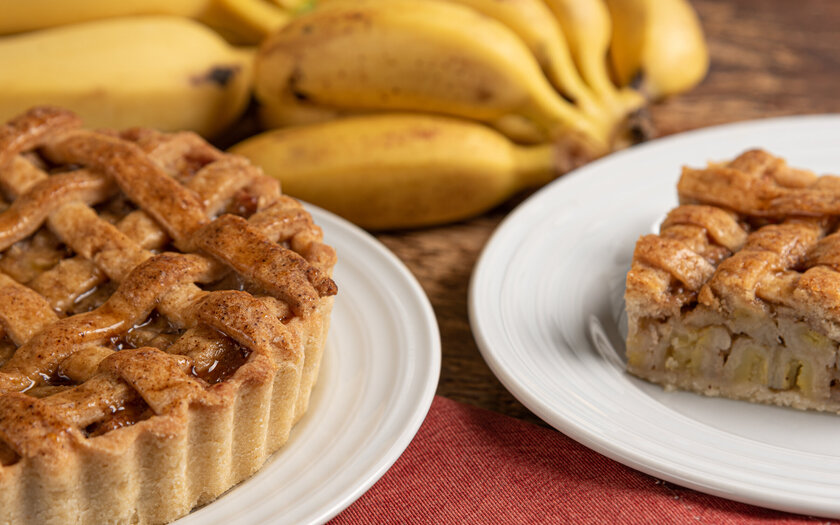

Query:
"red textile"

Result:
[[332, 396, 832, 524]]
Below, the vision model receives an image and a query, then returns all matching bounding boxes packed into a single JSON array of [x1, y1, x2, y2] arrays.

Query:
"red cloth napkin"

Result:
[[332, 396, 833, 524]]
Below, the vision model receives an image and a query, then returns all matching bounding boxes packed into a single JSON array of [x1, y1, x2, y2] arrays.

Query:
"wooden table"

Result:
[[373, 0, 840, 426]]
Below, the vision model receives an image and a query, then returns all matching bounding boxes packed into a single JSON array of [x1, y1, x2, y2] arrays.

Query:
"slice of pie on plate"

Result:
[[625, 149, 840, 412], [0, 107, 337, 524]]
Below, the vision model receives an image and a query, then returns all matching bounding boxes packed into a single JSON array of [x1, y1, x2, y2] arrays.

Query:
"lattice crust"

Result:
[[625, 150, 840, 413], [0, 107, 337, 525]]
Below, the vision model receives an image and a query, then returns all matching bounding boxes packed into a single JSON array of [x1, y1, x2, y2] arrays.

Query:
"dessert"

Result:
[[625, 149, 840, 412], [0, 107, 337, 524]]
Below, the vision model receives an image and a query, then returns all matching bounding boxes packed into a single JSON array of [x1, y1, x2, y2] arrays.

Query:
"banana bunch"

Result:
[[239, 0, 708, 228], [230, 114, 580, 229], [0, 17, 253, 137]]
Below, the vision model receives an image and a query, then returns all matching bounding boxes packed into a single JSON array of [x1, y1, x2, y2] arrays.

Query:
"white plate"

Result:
[[469, 115, 840, 518], [177, 206, 441, 525]]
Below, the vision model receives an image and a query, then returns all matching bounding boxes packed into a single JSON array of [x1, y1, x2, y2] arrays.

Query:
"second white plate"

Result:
[[469, 115, 840, 518]]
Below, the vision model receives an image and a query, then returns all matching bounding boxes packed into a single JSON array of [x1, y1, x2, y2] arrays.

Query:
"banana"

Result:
[[258, 96, 553, 144], [0, 0, 207, 34], [0, 0, 289, 45], [230, 114, 581, 229], [268, 0, 315, 11], [604, 0, 709, 99], [258, 95, 345, 129], [0, 17, 253, 138], [316, 0, 616, 130], [542, 0, 645, 114], [254, 0, 609, 152], [199, 0, 291, 45]]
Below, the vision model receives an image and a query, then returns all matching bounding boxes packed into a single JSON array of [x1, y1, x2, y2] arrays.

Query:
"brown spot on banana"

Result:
[[190, 65, 242, 88]]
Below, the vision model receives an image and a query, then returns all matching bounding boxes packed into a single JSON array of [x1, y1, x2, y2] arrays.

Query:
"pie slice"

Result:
[[625, 149, 840, 412], [0, 107, 337, 524]]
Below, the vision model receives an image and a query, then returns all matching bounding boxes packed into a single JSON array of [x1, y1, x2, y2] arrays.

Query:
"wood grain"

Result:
[[374, 0, 840, 426]]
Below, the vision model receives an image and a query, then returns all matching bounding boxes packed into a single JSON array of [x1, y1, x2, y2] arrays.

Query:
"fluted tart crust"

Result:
[[0, 107, 337, 524], [625, 150, 840, 412]]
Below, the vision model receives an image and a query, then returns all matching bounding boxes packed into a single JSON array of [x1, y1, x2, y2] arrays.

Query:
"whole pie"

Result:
[[625, 149, 840, 412], [0, 107, 337, 524]]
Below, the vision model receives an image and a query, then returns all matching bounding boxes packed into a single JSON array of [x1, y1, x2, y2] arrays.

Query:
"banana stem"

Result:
[[522, 88, 611, 153]]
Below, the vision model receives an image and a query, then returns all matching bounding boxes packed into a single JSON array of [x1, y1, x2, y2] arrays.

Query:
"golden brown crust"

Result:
[[628, 150, 840, 322], [0, 107, 337, 524], [678, 149, 840, 217]]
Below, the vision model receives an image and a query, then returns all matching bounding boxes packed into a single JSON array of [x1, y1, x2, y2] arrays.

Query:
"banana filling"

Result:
[[627, 312, 840, 411]]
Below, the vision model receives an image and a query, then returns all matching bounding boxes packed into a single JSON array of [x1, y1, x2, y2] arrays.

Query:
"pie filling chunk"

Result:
[[625, 149, 840, 412], [0, 107, 337, 524]]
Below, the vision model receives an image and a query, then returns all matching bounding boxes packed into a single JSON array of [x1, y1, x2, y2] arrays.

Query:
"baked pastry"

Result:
[[625, 149, 840, 413], [0, 107, 337, 524]]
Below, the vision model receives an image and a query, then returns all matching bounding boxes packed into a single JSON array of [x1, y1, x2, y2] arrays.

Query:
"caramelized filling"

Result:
[[0, 229, 67, 284], [227, 189, 259, 218], [95, 195, 137, 224], [24, 370, 77, 398], [0, 337, 15, 367], [191, 331, 252, 384], [203, 272, 247, 293], [0, 442, 19, 466], [25, 385, 73, 398], [69, 281, 118, 315], [84, 398, 152, 438], [107, 311, 182, 351]]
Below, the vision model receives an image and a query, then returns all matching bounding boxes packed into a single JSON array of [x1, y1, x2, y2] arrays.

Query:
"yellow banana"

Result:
[[254, 0, 609, 151], [316, 0, 616, 131], [0, 17, 252, 138], [604, 0, 709, 99], [0, 0, 289, 45], [0, 0, 206, 34], [268, 0, 315, 11], [199, 0, 291, 45], [259, 96, 552, 144], [258, 95, 345, 129], [543, 0, 645, 114], [230, 114, 580, 229]]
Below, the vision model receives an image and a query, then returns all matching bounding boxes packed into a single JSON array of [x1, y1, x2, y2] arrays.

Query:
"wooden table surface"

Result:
[[373, 0, 840, 426]]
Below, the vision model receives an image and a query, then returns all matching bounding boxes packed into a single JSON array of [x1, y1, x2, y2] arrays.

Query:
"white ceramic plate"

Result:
[[469, 115, 840, 518], [177, 206, 440, 525]]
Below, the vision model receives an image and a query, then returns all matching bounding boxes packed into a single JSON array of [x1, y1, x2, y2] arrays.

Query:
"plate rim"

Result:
[[177, 204, 441, 525], [307, 205, 442, 524], [468, 114, 840, 518]]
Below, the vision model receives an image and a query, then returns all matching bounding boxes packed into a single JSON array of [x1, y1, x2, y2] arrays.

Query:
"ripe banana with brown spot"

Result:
[[316, 0, 617, 131], [0, 17, 253, 138], [605, 0, 709, 99], [254, 0, 609, 152], [230, 114, 579, 229], [542, 0, 645, 116]]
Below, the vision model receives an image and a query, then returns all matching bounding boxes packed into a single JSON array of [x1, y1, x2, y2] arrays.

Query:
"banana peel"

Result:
[[605, 0, 709, 100], [0, 17, 253, 137], [230, 114, 591, 229]]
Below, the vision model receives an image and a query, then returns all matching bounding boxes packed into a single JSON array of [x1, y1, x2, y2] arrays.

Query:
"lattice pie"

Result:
[[625, 150, 840, 412], [0, 107, 337, 524]]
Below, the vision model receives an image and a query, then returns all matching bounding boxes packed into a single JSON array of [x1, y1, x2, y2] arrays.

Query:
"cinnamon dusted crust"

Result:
[[625, 149, 840, 412], [0, 107, 337, 524]]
